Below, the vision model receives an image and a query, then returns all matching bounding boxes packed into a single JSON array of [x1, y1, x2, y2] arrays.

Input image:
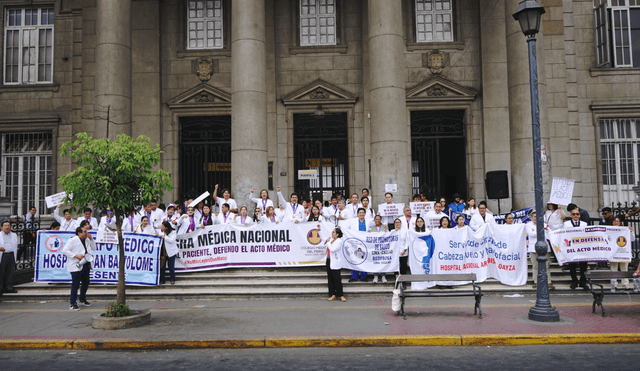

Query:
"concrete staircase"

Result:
[[4, 262, 619, 302]]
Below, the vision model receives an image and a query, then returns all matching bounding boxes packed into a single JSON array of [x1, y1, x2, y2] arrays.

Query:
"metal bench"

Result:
[[396, 273, 483, 319], [586, 271, 639, 317]]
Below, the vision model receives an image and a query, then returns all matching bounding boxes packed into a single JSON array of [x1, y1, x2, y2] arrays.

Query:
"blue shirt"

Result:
[[358, 220, 367, 231]]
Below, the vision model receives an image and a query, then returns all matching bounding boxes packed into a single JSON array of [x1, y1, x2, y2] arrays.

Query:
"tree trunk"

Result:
[[115, 209, 126, 305]]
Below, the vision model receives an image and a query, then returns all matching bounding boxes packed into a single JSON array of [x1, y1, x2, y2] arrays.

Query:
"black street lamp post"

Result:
[[512, 0, 560, 322]]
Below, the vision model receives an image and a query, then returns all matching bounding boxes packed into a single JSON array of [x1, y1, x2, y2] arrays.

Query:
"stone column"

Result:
[[367, 0, 411, 205], [94, 0, 132, 139], [231, 0, 268, 207], [505, 0, 550, 209], [480, 0, 512, 212]]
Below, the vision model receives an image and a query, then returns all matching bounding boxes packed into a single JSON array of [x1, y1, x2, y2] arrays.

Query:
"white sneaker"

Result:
[[372, 276, 379, 283], [381, 276, 388, 283]]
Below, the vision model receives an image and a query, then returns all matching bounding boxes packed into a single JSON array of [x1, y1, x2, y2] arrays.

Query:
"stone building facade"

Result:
[[0, 0, 638, 217]]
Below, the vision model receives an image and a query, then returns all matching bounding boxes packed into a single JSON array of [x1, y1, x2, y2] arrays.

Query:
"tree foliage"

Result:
[[60, 133, 171, 216], [59, 133, 172, 306]]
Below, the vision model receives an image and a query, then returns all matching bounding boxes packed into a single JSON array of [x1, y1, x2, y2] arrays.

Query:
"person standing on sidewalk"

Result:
[[62, 223, 94, 310], [526, 211, 554, 290], [325, 228, 346, 302], [564, 208, 588, 290], [0, 221, 19, 295]]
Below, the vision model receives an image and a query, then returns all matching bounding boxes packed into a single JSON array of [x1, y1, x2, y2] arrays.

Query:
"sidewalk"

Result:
[[1, 294, 639, 349]]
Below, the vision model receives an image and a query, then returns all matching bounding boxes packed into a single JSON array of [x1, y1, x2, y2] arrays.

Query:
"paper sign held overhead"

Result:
[[45, 191, 68, 208], [548, 177, 574, 205], [189, 191, 210, 208]]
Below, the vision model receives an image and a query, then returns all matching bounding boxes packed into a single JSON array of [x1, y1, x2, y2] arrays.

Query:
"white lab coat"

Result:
[[469, 212, 496, 231], [250, 192, 274, 215], [54, 209, 79, 231], [325, 237, 343, 270], [62, 235, 95, 272], [76, 216, 99, 230], [277, 192, 305, 222]]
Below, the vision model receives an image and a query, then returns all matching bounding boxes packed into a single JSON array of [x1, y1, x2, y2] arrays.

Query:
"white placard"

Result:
[[378, 203, 404, 217], [548, 177, 574, 205], [96, 230, 119, 244], [188, 191, 210, 208], [423, 216, 441, 229], [385, 184, 397, 193], [298, 170, 318, 180], [45, 191, 67, 208], [410, 202, 434, 215]]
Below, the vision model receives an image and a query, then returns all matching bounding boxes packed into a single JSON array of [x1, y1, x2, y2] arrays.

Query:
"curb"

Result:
[[1, 333, 640, 350]]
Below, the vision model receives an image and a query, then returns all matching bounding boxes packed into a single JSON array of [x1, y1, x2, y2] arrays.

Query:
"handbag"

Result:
[[391, 275, 402, 313]]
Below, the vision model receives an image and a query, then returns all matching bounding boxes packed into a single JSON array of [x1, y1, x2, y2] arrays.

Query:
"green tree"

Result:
[[60, 133, 172, 306]]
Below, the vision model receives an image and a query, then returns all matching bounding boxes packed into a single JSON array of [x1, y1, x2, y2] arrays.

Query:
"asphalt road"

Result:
[[1, 344, 639, 370]]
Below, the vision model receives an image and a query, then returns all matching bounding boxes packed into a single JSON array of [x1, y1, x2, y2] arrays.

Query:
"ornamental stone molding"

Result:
[[426, 50, 448, 75], [281, 79, 357, 106], [406, 75, 478, 105], [195, 58, 214, 81], [166, 83, 231, 110]]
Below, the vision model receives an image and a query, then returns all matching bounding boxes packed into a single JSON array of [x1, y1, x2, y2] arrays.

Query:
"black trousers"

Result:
[[399, 256, 409, 275], [326, 259, 343, 297], [569, 262, 587, 285], [0, 252, 16, 291]]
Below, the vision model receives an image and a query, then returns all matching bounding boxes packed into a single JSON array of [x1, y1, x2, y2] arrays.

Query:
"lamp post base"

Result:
[[528, 305, 560, 322]]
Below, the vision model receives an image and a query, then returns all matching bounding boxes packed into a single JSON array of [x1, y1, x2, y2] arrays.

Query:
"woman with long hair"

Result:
[[250, 187, 273, 216], [396, 218, 410, 277], [252, 207, 262, 224], [261, 206, 280, 224], [463, 198, 477, 216], [544, 202, 565, 231], [213, 184, 238, 213], [611, 216, 633, 288], [233, 206, 253, 226], [307, 205, 323, 222], [199, 204, 214, 228], [159, 221, 178, 285], [133, 216, 157, 235], [325, 228, 346, 302]]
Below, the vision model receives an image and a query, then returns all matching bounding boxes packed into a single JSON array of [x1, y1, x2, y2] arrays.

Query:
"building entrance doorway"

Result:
[[293, 112, 349, 203], [178, 116, 231, 201], [411, 110, 467, 200]]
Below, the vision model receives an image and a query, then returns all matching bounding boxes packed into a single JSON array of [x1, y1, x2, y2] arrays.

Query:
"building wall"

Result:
[[2, 0, 637, 217]]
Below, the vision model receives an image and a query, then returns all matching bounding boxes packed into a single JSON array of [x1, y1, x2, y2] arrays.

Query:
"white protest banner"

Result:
[[378, 203, 404, 217], [338, 229, 400, 273], [548, 177, 574, 205], [45, 191, 67, 208], [188, 191, 210, 208], [548, 225, 632, 265], [408, 223, 528, 290], [385, 184, 397, 193], [96, 230, 119, 244], [35, 231, 161, 285], [174, 222, 334, 271], [410, 202, 433, 215]]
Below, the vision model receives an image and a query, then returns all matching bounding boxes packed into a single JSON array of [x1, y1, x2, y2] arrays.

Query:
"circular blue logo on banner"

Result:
[[343, 238, 367, 265]]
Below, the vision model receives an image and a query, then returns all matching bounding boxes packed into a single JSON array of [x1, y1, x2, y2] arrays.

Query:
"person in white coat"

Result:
[[233, 206, 254, 226], [261, 206, 281, 224], [398, 206, 416, 231], [54, 205, 79, 232], [133, 216, 158, 235], [527, 211, 554, 290], [545, 203, 566, 231], [346, 208, 369, 282], [0, 221, 19, 295], [564, 208, 588, 290], [469, 202, 496, 231], [611, 216, 633, 288], [422, 202, 447, 229], [322, 196, 339, 220], [216, 203, 235, 225], [76, 207, 99, 230], [213, 184, 238, 213], [250, 188, 274, 216], [343, 193, 361, 220], [122, 210, 139, 232], [159, 221, 179, 285], [325, 228, 346, 302], [98, 208, 116, 232], [276, 186, 305, 223], [176, 206, 199, 235], [62, 224, 95, 310]]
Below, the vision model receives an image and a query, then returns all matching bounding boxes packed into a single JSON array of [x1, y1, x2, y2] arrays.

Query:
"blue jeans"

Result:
[[160, 255, 176, 283], [350, 270, 367, 280], [70, 264, 90, 305]]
